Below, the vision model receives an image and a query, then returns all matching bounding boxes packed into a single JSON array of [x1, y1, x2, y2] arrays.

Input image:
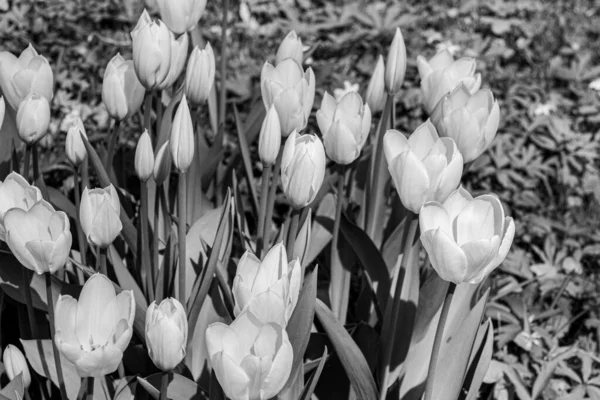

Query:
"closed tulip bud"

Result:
[[184, 43, 215, 105], [0, 44, 53, 110], [365, 55, 386, 113], [385, 28, 407, 95], [80, 185, 123, 248], [135, 130, 155, 181], [0, 172, 42, 241], [384, 121, 463, 213], [281, 131, 326, 209], [131, 10, 172, 90], [102, 54, 146, 121], [55, 273, 135, 377], [16, 92, 50, 144], [4, 200, 72, 274], [65, 117, 87, 166], [261, 59, 315, 137], [170, 95, 195, 172], [233, 242, 301, 322], [156, 0, 206, 35], [430, 84, 500, 163], [145, 298, 188, 371], [3, 345, 31, 389], [317, 91, 371, 165], [258, 105, 281, 166], [419, 187, 515, 284], [157, 32, 189, 90], [417, 49, 482, 114], [206, 298, 293, 400], [275, 30, 303, 65], [153, 141, 172, 185]]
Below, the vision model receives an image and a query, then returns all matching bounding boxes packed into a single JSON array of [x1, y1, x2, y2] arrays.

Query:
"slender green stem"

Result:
[[365, 94, 394, 239], [153, 187, 161, 300], [178, 172, 187, 308], [73, 165, 87, 273], [97, 247, 107, 276], [159, 371, 169, 400], [87, 377, 95, 400], [264, 149, 283, 249], [256, 165, 272, 257], [329, 169, 348, 323], [82, 157, 89, 190], [105, 119, 121, 170], [218, 0, 229, 134], [31, 144, 49, 200], [140, 180, 154, 302], [424, 282, 456, 400], [23, 145, 31, 182], [76, 377, 87, 400], [156, 92, 163, 137], [46, 273, 68, 400], [286, 209, 300, 263], [144, 92, 153, 137]]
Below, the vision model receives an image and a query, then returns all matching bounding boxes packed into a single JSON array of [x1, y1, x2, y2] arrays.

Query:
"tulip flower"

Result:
[[261, 58, 315, 137], [156, 0, 206, 35], [417, 49, 482, 114], [0, 44, 53, 110], [4, 200, 72, 274], [275, 30, 303, 65], [365, 55, 385, 113], [131, 10, 172, 90], [317, 91, 371, 165], [135, 130, 155, 182], [80, 185, 123, 248], [153, 141, 172, 185], [0, 172, 42, 241], [430, 84, 500, 163], [16, 92, 50, 144], [3, 345, 31, 388], [66, 117, 87, 166], [157, 32, 189, 90], [232, 242, 301, 322], [54, 273, 135, 377], [383, 121, 463, 214], [145, 298, 188, 371], [205, 296, 293, 400], [184, 43, 216, 105], [281, 131, 326, 209], [419, 187, 515, 284], [258, 105, 281, 166], [102, 54, 146, 121], [385, 28, 407, 95], [170, 95, 195, 173]]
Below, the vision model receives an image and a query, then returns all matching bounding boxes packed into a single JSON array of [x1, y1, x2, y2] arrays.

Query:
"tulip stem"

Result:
[[286, 209, 300, 263], [424, 282, 456, 400], [218, 0, 229, 136], [264, 149, 283, 249], [364, 94, 393, 241], [46, 273, 68, 400], [144, 92, 153, 136], [97, 247, 107, 276], [86, 377, 94, 400], [159, 371, 169, 400], [105, 119, 121, 171], [257, 164, 272, 257], [177, 172, 187, 309], [31, 144, 49, 200], [73, 165, 87, 275], [153, 187, 162, 300], [23, 145, 31, 183], [140, 180, 154, 302], [329, 168, 348, 323]]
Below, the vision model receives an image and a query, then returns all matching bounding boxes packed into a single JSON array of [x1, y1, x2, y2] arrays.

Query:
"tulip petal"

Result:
[[206, 323, 243, 362], [253, 243, 286, 293], [212, 352, 250, 400], [75, 345, 123, 378], [383, 129, 409, 165], [261, 328, 293, 399], [408, 120, 439, 160], [443, 187, 473, 222], [246, 290, 287, 327], [454, 198, 497, 245], [420, 228, 468, 284], [252, 323, 279, 358], [419, 202, 451, 235], [76, 274, 117, 351], [54, 295, 79, 346], [460, 236, 500, 280], [390, 151, 430, 214]]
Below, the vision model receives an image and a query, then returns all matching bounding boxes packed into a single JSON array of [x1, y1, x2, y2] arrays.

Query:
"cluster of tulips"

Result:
[[0, 0, 516, 399]]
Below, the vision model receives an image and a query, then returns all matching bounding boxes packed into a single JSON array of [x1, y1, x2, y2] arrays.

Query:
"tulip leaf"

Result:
[[113, 376, 138, 400], [233, 103, 259, 217], [108, 245, 147, 308], [0, 374, 24, 400], [305, 193, 334, 266], [299, 346, 328, 400], [47, 186, 77, 221], [284, 265, 318, 390], [136, 373, 208, 400], [315, 299, 379, 400], [464, 319, 494, 400]]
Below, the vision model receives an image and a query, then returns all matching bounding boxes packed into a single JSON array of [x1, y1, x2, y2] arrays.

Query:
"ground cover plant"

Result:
[[0, 0, 597, 399]]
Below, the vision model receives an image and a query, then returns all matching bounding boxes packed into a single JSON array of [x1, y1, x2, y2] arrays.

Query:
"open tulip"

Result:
[[131, 9, 172, 90], [430, 84, 500, 163], [170, 95, 195, 173], [417, 49, 482, 114], [145, 298, 187, 371], [80, 185, 123, 248], [54, 273, 135, 377], [384, 121, 463, 213], [419, 187, 515, 284], [0, 172, 42, 241], [184, 43, 215, 105], [66, 117, 87, 166], [258, 105, 281, 166], [16, 92, 50, 144], [3, 345, 31, 389], [102, 54, 146, 121], [0, 44, 53, 110], [157, 32, 189, 90], [385, 27, 407, 95], [275, 30, 303, 65], [135, 130, 154, 182], [205, 296, 293, 400], [365, 55, 385, 113], [4, 200, 72, 274], [317, 91, 371, 165], [281, 131, 326, 209], [156, 0, 206, 35], [261, 58, 315, 137], [232, 242, 301, 322]]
